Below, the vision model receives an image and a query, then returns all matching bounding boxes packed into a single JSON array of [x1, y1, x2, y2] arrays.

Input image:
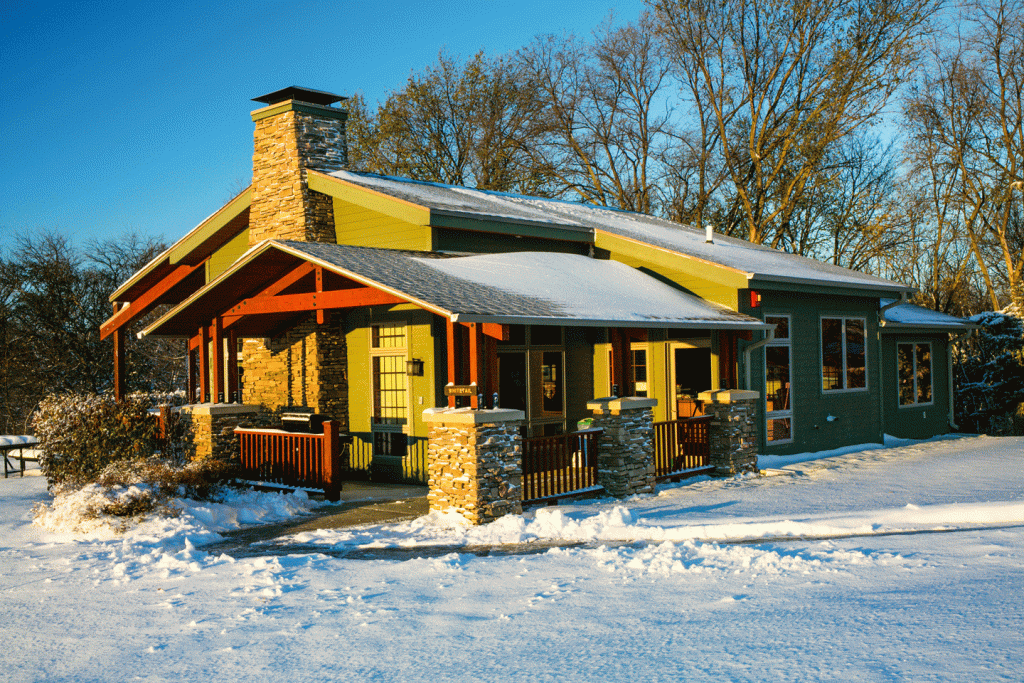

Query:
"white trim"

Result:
[[763, 314, 794, 444]]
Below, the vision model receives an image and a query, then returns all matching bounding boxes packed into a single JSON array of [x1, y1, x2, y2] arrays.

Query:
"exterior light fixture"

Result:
[[406, 359, 424, 376]]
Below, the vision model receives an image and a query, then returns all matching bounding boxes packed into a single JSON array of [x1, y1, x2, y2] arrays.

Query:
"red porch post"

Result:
[[446, 319, 457, 407], [113, 327, 127, 401], [198, 324, 210, 403], [212, 317, 224, 403], [468, 322, 482, 408], [227, 328, 239, 402]]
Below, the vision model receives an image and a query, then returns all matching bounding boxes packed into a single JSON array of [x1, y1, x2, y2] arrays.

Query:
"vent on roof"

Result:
[[705, 224, 714, 244], [252, 86, 348, 107]]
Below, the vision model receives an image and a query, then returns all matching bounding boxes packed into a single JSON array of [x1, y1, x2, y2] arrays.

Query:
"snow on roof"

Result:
[[330, 170, 913, 293], [411, 251, 765, 327], [281, 242, 767, 329], [880, 300, 974, 330]]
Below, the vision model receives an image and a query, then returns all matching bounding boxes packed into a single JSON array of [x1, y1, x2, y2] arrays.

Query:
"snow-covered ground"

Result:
[[2, 435, 1023, 682]]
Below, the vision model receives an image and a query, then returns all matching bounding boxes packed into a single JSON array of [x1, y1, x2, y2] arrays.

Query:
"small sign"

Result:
[[444, 384, 476, 396]]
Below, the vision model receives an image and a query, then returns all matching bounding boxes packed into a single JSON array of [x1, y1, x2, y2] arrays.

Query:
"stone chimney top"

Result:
[[252, 86, 348, 108]]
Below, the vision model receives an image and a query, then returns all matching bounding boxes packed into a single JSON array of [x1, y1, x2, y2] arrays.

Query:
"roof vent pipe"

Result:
[[705, 224, 714, 244]]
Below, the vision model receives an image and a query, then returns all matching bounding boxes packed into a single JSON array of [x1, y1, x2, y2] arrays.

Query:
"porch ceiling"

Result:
[[141, 240, 771, 339]]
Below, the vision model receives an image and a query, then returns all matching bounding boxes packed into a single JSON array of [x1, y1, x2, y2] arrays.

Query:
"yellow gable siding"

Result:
[[206, 228, 251, 282], [595, 232, 745, 309], [333, 197, 433, 251]]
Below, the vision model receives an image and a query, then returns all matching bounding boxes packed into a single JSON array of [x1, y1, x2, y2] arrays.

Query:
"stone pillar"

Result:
[[587, 397, 658, 497], [423, 408, 525, 525], [697, 389, 760, 475], [180, 403, 263, 463]]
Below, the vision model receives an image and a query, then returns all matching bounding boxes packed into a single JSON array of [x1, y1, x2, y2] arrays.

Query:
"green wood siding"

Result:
[[750, 290, 884, 454], [880, 333, 952, 439], [206, 228, 250, 282], [434, 227, 590, 255], [332, 197, 433, 251]]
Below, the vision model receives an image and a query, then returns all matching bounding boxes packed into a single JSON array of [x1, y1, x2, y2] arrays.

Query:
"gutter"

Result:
[[743, 324, 776, 391]]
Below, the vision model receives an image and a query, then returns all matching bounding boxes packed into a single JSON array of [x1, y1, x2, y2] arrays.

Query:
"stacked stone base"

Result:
[[423, 408, 524, 525], [587, 397, 658, 497], [698, 389, 760, 475], [179, 403, 263, 463]]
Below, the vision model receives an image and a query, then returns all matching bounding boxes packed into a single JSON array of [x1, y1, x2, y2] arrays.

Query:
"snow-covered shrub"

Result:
[[95, 456, 234, 501], [31, 392, 160, 489], [954, 312, 1024, 434]]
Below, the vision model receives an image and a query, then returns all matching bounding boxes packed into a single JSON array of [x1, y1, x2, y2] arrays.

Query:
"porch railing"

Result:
[[652, 415, 713, 481], [234, 421, 344, 501], [522, 428, 602, 504]]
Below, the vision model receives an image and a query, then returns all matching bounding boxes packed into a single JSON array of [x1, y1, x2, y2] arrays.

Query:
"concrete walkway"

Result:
[[207, 481, 429, 552]]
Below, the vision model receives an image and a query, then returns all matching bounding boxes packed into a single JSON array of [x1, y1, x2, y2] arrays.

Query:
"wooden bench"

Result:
[[1, 437, 40, 478]]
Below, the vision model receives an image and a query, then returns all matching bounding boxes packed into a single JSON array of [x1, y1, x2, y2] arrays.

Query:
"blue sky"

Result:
[[1, 0, 645, 251]]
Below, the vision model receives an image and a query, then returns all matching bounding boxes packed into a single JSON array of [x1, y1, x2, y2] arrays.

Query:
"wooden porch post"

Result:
[[609, 329, 625, 396], [113, 327, 127, 401], [186, 344, 196, 404], [198, 324, 210, 403], [227, 328, 239, 402], [212, 317, 224, 403], [446, 319, 457, 407], [468, 322, 482, 408]]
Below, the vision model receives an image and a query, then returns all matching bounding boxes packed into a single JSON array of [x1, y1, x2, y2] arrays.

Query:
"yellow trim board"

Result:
[[169, 188, 252, 265]]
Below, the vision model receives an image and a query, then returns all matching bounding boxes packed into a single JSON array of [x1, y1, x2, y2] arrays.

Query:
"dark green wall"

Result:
[[749, 290, 885, 455], [880, 332, 952, 439], [434, 227, 590, 255]]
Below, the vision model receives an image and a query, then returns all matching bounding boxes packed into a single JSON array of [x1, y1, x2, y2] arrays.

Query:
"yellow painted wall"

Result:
[[333, 197, 432, 251], [206, 228, 250, 282]]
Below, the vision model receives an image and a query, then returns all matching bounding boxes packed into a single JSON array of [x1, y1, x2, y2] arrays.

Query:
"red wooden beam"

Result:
[[100, 264, 202, 339], [315, 267, 329, 325], [485, 336, 498, 406], [256, 261, 315, 298], [223, 288, 404, 317], [113, 328, 127, 400], [212, 316, 224, 403], [482, 323, 508, 341]]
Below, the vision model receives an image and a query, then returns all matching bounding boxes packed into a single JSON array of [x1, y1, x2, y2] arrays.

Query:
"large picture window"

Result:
[[821, 317, 867, 392], [898, 342, 932, 406], [370, 323, 407, 426], [765, 315, 792, 442]]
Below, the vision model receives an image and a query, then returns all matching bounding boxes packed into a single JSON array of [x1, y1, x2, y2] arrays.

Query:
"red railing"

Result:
[[522, 429, 602, 503], [235, 421, 344, 501], [652, 415, 712, 480]]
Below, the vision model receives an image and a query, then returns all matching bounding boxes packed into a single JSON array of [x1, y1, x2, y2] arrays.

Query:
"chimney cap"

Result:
[[253, 86, 348, 107]]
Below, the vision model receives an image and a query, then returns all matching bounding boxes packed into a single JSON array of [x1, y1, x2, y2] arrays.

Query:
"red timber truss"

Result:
[[178, 260, 407, 404]]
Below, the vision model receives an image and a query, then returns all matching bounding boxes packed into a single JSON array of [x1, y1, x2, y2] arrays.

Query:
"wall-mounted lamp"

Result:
[[406, 359, 424, 376]]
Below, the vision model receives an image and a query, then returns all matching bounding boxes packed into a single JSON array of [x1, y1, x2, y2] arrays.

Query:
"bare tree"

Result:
[[652, 0, 942, 246]]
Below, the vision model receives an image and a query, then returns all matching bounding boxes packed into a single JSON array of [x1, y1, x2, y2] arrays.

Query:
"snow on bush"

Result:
[[955, 311, 1024, 434], [31, 392, 161, 488]]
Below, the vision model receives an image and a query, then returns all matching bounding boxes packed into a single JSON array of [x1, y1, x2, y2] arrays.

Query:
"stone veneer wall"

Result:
[[587, 397, 658, 497], [179, 404, 263, 463], [240, 315, 348, 429], [423, 408, 525, 525], [697, 389, 760, 475], [249, 107, 347, 245]]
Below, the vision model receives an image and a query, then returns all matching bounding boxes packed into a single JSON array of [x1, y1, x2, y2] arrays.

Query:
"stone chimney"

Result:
[[249, 86, 348, 246]]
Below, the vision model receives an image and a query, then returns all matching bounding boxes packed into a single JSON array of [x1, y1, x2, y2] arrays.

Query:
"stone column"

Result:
[[179, 403, 263, 463], [587, 397, 658, 497], [697, 389, 760, 475], [423, 407, 524, 525]]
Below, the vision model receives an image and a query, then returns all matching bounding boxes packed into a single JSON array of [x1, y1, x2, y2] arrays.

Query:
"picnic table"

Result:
[[1, 436, 40, 478]]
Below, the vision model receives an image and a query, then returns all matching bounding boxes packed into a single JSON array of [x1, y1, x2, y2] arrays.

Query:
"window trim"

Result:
[[369, 322, 409, 431], [820, 315, 869, 394], [897, 341, 934, 408], [764, 314, 794, 444]]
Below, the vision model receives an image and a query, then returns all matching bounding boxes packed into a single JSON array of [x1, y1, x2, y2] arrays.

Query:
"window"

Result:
[[898, 342, 932, 406], [371, 323, 407, 426], [821, 317, 867, 392], [630, 345, 648, 397], [765, 315, 792, 442]]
